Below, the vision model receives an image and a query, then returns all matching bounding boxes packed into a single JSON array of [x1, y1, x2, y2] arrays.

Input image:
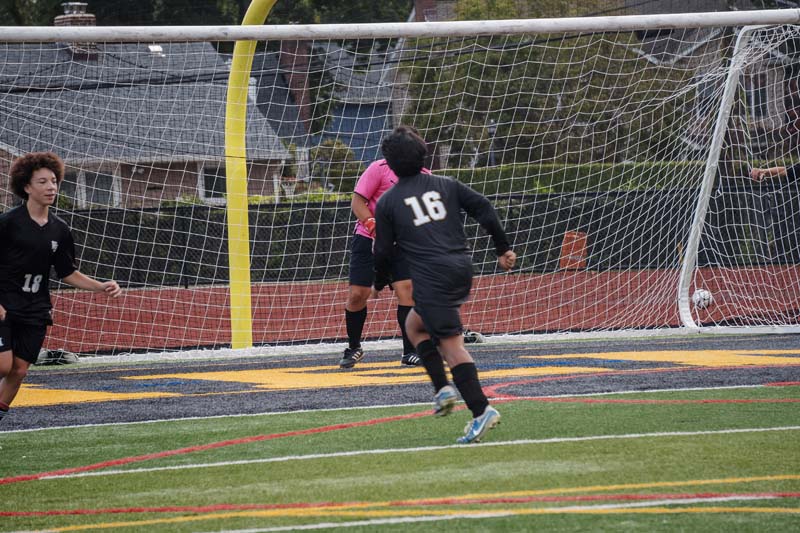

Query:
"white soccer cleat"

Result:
[[433, 385, 457, 417], [457, 406, 500, 444]]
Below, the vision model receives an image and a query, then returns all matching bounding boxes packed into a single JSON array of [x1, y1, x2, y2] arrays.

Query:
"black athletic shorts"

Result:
[[415, 303, 464, 340], [349, 233, 411, 287], [0, 318, 47, 364]]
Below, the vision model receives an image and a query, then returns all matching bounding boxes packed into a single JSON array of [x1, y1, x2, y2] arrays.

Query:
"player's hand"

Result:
[[750, 168, 765, 181], [0, 304, 6, 321], [362, 217, 376, 236], [102, 280, 122, 298], [498, 250, 516, 271]]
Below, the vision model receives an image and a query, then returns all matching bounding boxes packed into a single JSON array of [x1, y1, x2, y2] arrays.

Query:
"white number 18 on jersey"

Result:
[[404, 191, 447, 226]]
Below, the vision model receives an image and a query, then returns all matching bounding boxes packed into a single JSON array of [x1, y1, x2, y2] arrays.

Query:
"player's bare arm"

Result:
[[750, 166, 787, 181], [62, 271, 122, 298]]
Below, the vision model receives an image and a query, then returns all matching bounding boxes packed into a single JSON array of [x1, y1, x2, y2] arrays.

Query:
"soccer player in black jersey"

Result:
[[373, 127, 517, 444], [0, 152, 121, 424]]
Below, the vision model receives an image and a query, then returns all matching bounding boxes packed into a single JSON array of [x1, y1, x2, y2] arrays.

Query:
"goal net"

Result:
[[2, 10, 800, 356]]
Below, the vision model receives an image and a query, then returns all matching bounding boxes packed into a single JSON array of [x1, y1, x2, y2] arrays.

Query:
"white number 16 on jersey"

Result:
[[404, 191, 447, 226]]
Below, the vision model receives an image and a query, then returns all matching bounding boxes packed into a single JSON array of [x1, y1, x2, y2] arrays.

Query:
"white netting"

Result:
[[2, 16, 800, 355], [693, 24, 800, 328]]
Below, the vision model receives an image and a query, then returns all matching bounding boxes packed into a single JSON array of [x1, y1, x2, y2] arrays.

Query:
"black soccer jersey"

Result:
[[0, 205, 77, 325], [374, 172, 510, 306]]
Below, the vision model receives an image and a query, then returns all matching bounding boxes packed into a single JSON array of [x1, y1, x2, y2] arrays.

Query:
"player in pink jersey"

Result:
[[338, 156, 429, 369]]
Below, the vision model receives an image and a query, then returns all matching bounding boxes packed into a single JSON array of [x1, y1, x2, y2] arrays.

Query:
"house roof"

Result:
[[0, 41, 289, 164], [314, 42, 396, 104], [246, 52, 309, 147], [624, 0, 762, 66]]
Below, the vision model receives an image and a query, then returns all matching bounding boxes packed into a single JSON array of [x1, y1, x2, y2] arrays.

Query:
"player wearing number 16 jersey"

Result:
[[373, 126, 516, 444], [0, 152, 122, 425]]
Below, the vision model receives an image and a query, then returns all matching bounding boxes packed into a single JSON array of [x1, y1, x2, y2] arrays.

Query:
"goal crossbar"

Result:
[[0, 9, 798, 42]]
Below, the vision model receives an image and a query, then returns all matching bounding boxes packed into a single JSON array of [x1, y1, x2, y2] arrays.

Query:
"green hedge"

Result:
[[445, 161, 714, 195]]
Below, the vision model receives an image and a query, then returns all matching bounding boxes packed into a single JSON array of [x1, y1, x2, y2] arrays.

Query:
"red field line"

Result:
[[3, 492, 798, 517], [0, 410, 430, 487]]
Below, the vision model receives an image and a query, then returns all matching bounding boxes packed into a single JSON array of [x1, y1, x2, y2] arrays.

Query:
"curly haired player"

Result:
[[0, 152, 121, 424]]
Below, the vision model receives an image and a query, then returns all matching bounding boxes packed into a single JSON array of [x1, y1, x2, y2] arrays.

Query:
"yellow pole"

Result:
[[225, 0, 278, 348]]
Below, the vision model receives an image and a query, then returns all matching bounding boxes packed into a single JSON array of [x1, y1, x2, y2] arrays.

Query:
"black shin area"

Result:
[[416, 339, 449, 391], [452, 362, 489, 418]]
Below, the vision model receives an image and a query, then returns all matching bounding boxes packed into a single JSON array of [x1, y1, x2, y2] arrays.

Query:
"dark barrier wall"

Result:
[[58, 183, 800, 288]]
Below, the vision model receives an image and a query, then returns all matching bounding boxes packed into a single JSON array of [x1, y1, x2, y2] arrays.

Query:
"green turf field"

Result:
[[1, 385, 798, 532]]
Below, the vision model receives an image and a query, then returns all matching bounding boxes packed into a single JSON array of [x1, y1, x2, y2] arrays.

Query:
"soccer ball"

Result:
[[692, 289, 713, 309]]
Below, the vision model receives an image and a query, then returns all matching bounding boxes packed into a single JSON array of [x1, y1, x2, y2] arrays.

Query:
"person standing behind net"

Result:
[[0, 152, 122, 424], [339, 155, 425, 369], [373, 126, 516, 444]]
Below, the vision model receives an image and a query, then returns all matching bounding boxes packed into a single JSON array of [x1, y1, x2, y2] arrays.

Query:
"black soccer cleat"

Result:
[[339, 347, 364, 369], [400, 353, 422, 367]]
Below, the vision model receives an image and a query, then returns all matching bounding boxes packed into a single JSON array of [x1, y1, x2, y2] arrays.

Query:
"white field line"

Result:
[[2, 383, 772, 435], [191, 495, 784, 533], [45, 425, 800, 481]]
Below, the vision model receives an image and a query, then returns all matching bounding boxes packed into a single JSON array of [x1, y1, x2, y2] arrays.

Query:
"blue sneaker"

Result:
[[433, 385, 457, 417], [457, 406, 500, 444]]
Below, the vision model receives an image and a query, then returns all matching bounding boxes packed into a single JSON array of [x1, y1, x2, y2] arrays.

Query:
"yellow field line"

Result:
[[48, 505, 800, 531], [451, 473, 800, 500], [43, 473, 800, 531]]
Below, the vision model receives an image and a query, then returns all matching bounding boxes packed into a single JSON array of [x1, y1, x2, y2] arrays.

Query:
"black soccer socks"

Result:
[[452, 362, 489, 418], [0, 401, 8, 423], [397, 305, 415, 354], [345, 307, 367, 350], [417, 339, 449, 392]]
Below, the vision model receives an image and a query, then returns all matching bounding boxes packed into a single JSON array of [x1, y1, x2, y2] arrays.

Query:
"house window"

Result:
[[60, 171, 119, 208], [199, 163, 227, 204], [84, 171, 118, 206], [746, 73, 768, 118]]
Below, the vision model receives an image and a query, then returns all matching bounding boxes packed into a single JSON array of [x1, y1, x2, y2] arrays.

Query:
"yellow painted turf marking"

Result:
[[122, 363, 609, 391], [12, 384, 181, 407]]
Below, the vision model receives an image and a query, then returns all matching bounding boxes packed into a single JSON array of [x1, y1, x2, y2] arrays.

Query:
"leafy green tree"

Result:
[[403, 0, 694, 168], [1, 0, 62, 25]]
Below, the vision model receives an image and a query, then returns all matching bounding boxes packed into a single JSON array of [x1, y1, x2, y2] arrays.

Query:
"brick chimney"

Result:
[[55, 2, 96, 27], [54, 2, 98, 59]]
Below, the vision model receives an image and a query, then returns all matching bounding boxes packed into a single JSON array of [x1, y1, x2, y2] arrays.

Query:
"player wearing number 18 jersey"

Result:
[[0, 152, 121, 424], [0, 202, 76, 325], [373, 126, 516, 444]]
